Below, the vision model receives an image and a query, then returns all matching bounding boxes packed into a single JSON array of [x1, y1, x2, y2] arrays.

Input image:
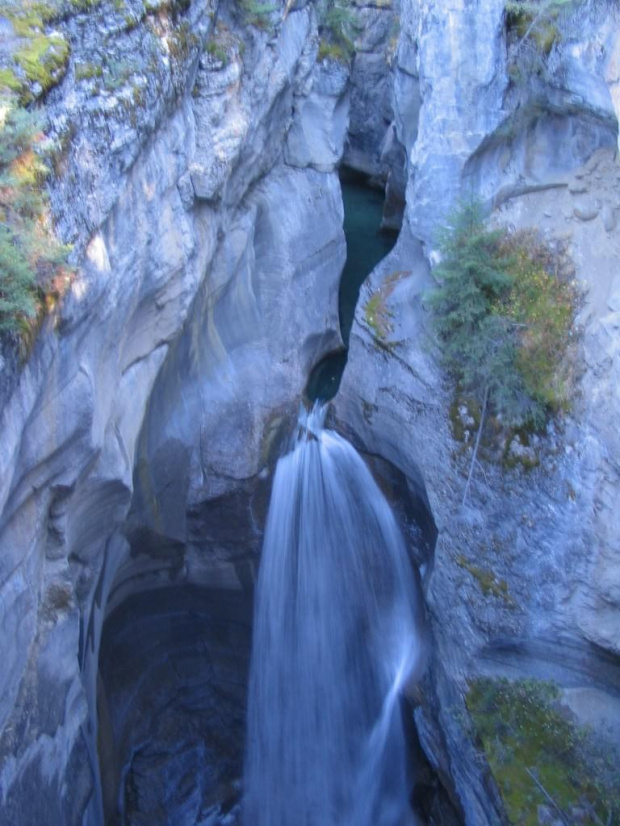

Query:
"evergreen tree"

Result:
[[427, 202, 526, 421], [427, 202, 577, 502]]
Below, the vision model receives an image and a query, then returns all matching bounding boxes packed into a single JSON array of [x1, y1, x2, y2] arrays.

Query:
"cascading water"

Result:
[[244, 404, 424, 826]]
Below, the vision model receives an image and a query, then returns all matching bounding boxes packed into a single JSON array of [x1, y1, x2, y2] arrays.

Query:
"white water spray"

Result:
[[244, 405, 424, 826]]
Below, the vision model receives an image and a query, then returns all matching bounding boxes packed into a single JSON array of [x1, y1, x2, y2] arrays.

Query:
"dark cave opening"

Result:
[[97, 585, 252, 825]]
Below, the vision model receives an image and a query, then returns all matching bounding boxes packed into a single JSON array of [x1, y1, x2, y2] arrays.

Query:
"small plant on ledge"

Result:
[[363, 270, 410, 350], [504, 0, 578, 83], [205, 39, 229, 65], [237, 0, 279, 30], [317, 0, 359, 63]]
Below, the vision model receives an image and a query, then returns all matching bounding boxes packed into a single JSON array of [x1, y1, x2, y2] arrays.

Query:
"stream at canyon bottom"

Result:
[[243, 404, 423, 825], [306, 171, 396, 402]]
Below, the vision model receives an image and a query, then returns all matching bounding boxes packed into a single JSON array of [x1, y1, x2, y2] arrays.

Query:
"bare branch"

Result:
[[525, 767, 572, 826], [462, 384, 489, 506]]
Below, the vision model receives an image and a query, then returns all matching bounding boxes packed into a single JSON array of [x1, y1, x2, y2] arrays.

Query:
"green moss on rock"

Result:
[[364, 291, 391, 341], [505, 3, 560, 54], [318, 40, 349, 63], [467, 677, 620, 826], [238, 0, 278, 30], [68, 0, 103, 10], [363, 270, 409, 347], [75, 61, 103, 81], [15, 33, 70, 92], [0, 1, 70, 100], [0, 1, 57, 37], [0, 68, 23, 94], [456, 555, 512, 603]]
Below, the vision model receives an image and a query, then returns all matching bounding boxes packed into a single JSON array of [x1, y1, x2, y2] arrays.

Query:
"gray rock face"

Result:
[[342, 0, 416, 230], [127, 162, 345, 571], [45, 0, 213, 254], [342, 1, 398, 178], [335, 2, 620, 823], [1, 0, 619, 823], [286, 60, 350, 171], [0, 1, 349, 822], [401, 0, 619, 252], [403, 0, 508, 250]]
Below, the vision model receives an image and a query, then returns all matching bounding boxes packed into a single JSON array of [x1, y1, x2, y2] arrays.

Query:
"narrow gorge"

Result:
[[0, 0, 619, 824]]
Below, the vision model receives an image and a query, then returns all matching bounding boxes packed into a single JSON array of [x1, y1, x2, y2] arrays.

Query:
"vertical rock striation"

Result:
[[0, 1, 350, 821], [335, 1, 620, 822], [1, 0, 619, 823]]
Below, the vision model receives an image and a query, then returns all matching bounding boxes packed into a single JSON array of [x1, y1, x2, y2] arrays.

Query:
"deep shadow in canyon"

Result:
[[94, 171, 444, 825], [96, 446, 441, 825]]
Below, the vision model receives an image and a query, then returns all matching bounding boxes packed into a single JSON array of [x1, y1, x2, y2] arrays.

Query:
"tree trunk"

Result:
[[462, 385, 489, 507]]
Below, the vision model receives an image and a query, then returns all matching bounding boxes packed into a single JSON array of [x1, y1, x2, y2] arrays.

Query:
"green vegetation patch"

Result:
[[364, 270, 410, 346], [427, 202, 578, 500], [0, 1, 70, 101], [502, 427, 541, 471], [75, 61, 103, 81], [102, 58, 139, 91], [167, 20, 199, 63], [364, 291, 392, 342], [0, 97, 72, 335], [449, 396, 481, 444], [205, 39, 228, 64], [318, 39, 349, 63], [0, 68, 22, 94], [0, 1, 57, 37], [317, 0, 358, 62], [68, 0, 103, 11], [427, 202, 578, 431], [497, 230, 576, 419], [467, 678, 620, 825], [504, 0, 578, 82], [15, 33, 69, 92], [505, 1, 561, 53], [237, 0, 278, 30], [456, 555, 512, 603], [205, 21, 239, 65]]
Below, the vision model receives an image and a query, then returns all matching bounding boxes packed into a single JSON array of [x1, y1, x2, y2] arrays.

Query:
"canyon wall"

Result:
[[0, 0, 619, 823], [0, 1, 349, 821], [335, 0, 620, 821]]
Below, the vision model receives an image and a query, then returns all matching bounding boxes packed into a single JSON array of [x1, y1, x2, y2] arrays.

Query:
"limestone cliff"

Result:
[[335, 0, 620, 821], [0, 0, 619, 823], [0, 1, 349, 821]]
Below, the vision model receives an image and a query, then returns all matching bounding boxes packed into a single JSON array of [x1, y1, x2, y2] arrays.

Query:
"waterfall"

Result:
[[243, 405, 424, 826]]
